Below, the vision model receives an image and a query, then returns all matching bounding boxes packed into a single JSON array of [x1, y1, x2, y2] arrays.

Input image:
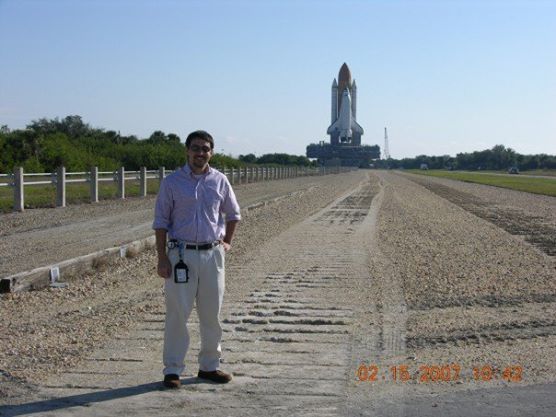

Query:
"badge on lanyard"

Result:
[[174, 242, 189, 283], [174, 260, 189, 283]]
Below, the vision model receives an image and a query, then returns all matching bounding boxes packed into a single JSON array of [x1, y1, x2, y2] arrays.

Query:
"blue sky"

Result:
[[1, 0, 555, 158]]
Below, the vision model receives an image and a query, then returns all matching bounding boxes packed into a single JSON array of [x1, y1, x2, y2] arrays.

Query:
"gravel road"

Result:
[[1, 170, 555, 416]]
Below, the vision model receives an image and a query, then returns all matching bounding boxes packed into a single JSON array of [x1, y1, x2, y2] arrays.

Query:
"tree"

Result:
[[167, 133, 181, 144], [147, 130, 168, 144], [239, 153, 257, 163]]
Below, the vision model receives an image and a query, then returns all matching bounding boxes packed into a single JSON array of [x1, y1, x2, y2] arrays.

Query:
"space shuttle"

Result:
[[327, 63, 364, 146]]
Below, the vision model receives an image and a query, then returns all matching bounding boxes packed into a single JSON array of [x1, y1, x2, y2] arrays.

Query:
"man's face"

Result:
[[187, 138, 213, 172]]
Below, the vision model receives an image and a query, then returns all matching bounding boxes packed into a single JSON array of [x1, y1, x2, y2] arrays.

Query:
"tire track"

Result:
[[402, 174, 556, 256]]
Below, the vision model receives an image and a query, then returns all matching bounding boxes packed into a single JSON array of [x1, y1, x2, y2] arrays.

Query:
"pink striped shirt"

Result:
[[153, 164, 241, 242]]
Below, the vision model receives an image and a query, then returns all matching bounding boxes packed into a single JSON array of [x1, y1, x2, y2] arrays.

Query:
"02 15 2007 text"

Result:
[[356, 363, 523, 383]]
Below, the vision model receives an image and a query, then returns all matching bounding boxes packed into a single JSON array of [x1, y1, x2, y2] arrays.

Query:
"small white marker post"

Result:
[[50, 266, 60, 283], [120, 246, 127, 258]]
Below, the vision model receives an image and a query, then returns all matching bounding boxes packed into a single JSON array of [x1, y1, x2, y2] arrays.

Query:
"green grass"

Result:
[[520, 169, 556, 177], [0, 179, 160, 212], [406, 170, 556, 197], [462, 169, 556, 177]]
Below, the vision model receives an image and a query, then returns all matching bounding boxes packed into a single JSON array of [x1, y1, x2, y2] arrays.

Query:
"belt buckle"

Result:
[[167, 240, 179, 249]]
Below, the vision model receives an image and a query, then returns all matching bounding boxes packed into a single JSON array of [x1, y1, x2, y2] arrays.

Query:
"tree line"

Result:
[[238, 153, 316, 167], [3, 116, 552, 173], [0, 116, 313, 173], [378, 144, 556, 171]]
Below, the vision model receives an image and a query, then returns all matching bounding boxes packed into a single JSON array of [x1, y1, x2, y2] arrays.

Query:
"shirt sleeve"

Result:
[[152, 178, 173, 230], [221, 179, 241, 222]]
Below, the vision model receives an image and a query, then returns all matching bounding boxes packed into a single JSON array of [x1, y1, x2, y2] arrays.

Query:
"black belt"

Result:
[[168, 240, 220, 250]]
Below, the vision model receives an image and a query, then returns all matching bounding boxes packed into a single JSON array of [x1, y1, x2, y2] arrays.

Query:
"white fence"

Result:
[[0, 165, 354, 212]]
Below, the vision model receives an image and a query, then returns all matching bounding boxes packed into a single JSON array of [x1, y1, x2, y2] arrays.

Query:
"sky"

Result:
[[1, 0, 555, 159]]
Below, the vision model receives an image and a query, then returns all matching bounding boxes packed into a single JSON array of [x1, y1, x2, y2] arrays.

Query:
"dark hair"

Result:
[[185, 130, 214, 149]]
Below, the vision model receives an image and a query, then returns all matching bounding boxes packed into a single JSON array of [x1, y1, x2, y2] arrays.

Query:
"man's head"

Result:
[[185, 130, 214, 173]]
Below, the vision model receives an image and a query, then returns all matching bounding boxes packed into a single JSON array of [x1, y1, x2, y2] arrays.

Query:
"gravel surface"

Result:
[[0, 174, 327, 278], [0, 170, 366, 402], [1, 169, 555, 415], [400, 171, 556, 256], [374, 171, 555, 393]]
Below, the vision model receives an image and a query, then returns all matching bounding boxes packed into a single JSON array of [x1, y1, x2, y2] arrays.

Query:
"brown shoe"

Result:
[[197, 369, 232, 383], [163, 373, 181, 389]]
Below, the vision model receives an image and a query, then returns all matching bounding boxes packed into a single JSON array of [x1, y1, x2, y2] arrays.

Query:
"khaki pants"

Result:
[[163, 244, 225, 376]]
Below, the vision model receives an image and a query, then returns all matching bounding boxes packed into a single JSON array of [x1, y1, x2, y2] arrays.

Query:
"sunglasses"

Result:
[[190, 145, 212, 153]]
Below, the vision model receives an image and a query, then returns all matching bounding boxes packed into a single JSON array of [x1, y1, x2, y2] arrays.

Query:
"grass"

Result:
[[0, 179, 161, 212], [464, 169, 556, 177], [519, 169, 556, 177], [406, 170, 556, 197]]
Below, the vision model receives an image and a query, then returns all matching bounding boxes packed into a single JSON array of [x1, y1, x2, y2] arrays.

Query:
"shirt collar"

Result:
[[183, 163, 212, 178]]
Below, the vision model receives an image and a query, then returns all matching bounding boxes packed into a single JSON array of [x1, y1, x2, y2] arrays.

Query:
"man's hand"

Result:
[[220, 241, 232, 252], [157, 255, 172, 279]]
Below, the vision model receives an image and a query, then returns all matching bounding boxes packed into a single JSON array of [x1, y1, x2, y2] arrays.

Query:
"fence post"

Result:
[[13, 167, 24, 212], [243, 167, 248, 184], [118, 167, 125, 199], [159, 167, 165, 185], [56, 166, 66, 207], [140, 167, 147, 197], [90, 166, 99, 203]]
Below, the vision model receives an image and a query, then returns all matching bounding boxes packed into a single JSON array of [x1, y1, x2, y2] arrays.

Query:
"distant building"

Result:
[[307, 63, 380, 167]]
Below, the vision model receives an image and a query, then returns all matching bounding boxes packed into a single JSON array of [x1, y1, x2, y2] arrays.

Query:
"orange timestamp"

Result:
[[356, 363, 523, 383]]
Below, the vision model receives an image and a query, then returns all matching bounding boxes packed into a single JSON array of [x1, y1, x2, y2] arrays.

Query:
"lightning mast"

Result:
[[383, 127, 390, 159]]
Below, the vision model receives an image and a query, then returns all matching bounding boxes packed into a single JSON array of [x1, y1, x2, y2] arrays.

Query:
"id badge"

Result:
[[174, 260, 189, 283]]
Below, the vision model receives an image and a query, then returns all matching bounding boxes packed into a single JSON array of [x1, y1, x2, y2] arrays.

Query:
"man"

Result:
[[153, 130, 240, 388]]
